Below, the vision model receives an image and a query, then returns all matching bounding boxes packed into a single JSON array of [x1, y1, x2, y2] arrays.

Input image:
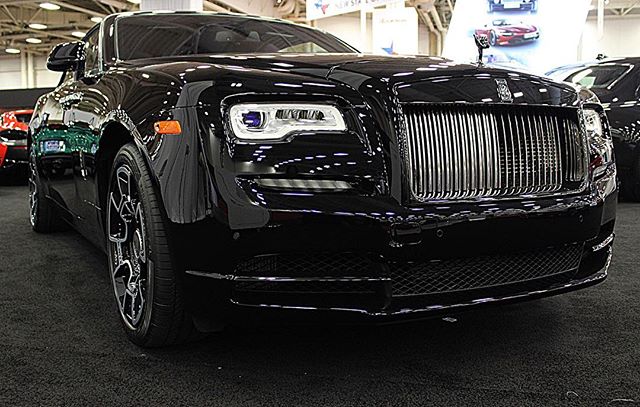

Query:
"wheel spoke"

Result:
[[116, 168, 131, 201], [107, 163, 148, 330]]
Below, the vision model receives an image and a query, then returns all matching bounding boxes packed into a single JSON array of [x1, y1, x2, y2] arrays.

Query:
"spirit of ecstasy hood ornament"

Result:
[[473, 34, 490, 66]]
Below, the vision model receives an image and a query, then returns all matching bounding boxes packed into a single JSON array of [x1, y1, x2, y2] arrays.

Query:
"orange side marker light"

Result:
[[154, 120, 182, 135]]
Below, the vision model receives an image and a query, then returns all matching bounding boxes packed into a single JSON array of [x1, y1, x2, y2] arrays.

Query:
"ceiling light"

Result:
[[90, 16, 103, 23], [26, 38, 42, 44], [71, 31, 86, 38], [29, 23, 48, 30], [39, 2, 61, 10], [6, 48, 21, 54]]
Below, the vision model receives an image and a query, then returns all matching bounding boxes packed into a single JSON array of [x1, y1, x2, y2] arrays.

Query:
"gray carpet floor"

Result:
[[1, 184, 638, 406]]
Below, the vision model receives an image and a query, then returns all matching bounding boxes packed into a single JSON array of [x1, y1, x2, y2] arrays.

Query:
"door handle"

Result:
[[60, 92, 83, 108]]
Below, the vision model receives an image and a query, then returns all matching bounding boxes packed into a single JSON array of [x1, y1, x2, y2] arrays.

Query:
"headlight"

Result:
[[228, 103, 347, 141], [583, 108, 613, 177]]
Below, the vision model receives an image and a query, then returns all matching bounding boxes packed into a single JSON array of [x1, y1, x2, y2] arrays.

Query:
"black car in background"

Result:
[[30, 12, 616, 347], [548, 58, 640, 200], [488, 0, 538, 13]]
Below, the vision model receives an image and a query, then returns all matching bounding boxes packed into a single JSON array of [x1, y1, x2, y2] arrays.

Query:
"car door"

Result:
[[36, 72, 79, 217], [67, 26, 104, 239]]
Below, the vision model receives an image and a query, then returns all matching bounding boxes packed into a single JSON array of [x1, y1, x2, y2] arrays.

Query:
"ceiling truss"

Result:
[[1, 0, 640, 56]]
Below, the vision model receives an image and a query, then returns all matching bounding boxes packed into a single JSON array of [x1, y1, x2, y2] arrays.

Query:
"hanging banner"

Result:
[[372, 7, 419, 55], [307, 0, 400, 20], [443, 0, 591, 74]]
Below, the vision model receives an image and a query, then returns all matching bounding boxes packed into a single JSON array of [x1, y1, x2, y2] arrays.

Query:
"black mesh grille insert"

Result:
[[234, 280, 378, 294], [390, 244, 583, 297], [235, 253, 378, 278]]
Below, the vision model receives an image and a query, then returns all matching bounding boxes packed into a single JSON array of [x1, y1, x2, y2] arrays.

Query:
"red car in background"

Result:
[[0, 109, 33, 132], [0, 109, 32, 177], [475, 19, 540, 46]]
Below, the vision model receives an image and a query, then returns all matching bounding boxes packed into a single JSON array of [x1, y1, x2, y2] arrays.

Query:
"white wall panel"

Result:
[[0, 55, 60, 90], [0, 56, 22, 90], [315, 14, 368, 51], [580, 16, 640, 60]]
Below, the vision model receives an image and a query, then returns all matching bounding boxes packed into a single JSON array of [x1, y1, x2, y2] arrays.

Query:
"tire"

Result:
[[489, 31, 497, 46], [106, 143, 204, 347], [29, 153, 62, 233]]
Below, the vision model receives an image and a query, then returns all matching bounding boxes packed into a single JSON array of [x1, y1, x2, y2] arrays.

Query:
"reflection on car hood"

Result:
[[119, 53, 580, 106]]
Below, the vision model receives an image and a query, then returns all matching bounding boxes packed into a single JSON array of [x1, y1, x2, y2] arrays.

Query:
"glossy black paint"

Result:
[[550, 57, 640, 197], [30, 12, 617, 320]]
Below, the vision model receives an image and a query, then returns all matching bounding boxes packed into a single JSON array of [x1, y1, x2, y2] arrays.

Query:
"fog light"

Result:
[[256, 179, 352, 191]]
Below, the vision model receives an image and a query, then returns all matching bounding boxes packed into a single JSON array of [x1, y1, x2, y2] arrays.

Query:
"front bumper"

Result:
[[179, 168, 617, 320], [185, 227, 613, 317], [0, 144, 28, 172], [498, 33, 540, 45]]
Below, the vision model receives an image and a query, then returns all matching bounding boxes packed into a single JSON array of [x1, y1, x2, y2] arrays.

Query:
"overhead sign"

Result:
[[443, 0, 591, 74], [307, 0, 401, 20], [372, 7, 419, 55]]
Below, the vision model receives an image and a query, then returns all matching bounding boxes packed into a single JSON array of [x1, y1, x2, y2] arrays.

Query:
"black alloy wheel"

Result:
[[108, 163, 148, 329], [29, 150, 61, 233], [106, 143, 205, 347], [489, 31, 498, 46]]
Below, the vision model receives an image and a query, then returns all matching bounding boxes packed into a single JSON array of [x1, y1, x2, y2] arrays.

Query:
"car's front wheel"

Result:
[[489, 31, 498, 46], [107, 143, 203, 347]]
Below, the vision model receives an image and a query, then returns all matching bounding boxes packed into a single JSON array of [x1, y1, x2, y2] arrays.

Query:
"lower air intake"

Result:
[[390, 244, 583, 297]]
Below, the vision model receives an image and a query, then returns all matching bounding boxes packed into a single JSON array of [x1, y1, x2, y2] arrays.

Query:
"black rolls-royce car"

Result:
[[30, 11, 617, 347], [548, 58, 640, 200]]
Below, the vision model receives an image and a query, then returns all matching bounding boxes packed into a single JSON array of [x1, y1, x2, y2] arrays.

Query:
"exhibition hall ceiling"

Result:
[[0, 0, 244, 54], [0, 0, 452, 54], [0, 0, 638, 54]]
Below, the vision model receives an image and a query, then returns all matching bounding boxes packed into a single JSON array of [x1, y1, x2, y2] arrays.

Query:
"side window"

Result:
[[83, 29, 100, 77]]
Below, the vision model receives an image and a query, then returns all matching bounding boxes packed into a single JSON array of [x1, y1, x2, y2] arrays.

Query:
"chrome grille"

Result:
[[403, 105, 587, 201]]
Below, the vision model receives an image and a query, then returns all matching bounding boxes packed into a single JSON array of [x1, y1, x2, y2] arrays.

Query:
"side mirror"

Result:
[[47, 41, 83, 72]]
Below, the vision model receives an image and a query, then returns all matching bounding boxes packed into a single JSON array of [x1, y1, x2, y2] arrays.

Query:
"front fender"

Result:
[[138, 105, 216, 224]]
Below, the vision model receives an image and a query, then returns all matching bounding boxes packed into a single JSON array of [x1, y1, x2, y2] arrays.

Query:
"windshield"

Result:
[[16, 113, 32, 123], [566, 65, 631, 89], [493, 19, 518, 26], [115, 14, 357, 60]]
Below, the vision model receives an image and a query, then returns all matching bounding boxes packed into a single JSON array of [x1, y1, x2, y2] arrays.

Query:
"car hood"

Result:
[[121, 53, 580, 106]]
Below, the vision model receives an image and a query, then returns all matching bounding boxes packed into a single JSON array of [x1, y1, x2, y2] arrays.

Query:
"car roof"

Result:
[[590, 57, 640, 64], [109, 10, 300, 27], [2, 109, 33, 115]]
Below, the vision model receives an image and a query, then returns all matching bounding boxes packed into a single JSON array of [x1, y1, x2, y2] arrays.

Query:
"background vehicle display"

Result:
[[475, 19, 540, 46], [548, 58, 640, 200], [446, 0, 590, 75], [0, 109, 33, 132], [0, 129, 28, 178], [488, 0, 538, 13]]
